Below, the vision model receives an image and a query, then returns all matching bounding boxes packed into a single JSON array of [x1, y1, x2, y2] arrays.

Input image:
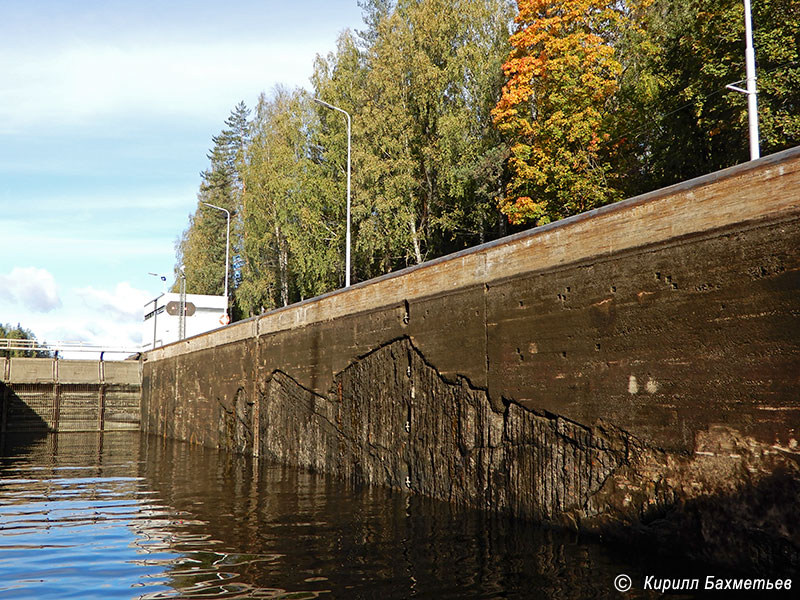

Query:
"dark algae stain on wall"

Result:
[[142, 148, 800, 575]]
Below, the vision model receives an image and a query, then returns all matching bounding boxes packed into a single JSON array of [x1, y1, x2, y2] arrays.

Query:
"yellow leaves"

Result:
[[493, 0, 631, 226]]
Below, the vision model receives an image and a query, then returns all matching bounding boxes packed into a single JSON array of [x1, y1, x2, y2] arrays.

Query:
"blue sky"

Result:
[[0, 0, 364, 354]]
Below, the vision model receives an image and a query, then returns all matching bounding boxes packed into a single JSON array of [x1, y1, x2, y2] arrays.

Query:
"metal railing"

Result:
[[0, 338, 141, 355]]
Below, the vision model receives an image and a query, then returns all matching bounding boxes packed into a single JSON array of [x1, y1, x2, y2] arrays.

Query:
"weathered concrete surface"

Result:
[[5, 357, 55, 383], [256, 338, 799, 573], [142, 147, 800, 572], [1, 358, 141, 432]]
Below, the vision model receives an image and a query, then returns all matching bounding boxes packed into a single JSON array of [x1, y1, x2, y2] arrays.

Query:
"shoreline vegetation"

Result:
[[173, 0, 798, 321]]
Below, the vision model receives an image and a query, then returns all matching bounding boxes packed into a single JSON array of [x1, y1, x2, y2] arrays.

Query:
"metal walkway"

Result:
[[0, 338, 141, 357]]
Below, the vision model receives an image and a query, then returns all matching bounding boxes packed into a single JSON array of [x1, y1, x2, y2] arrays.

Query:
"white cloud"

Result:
[[76, 281, 151, 322], [34, 316, 144, 360], [1, 280, 150, 358], [0, 267, 62, 312], [48, 317, 143, 350]]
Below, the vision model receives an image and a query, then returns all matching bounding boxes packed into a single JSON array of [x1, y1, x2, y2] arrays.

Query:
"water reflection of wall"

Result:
[[136, 433, 708, 599], [0, 430, 140, 465]]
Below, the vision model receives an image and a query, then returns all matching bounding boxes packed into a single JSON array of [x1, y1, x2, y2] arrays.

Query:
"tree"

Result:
[[237, 88, 314, 315], [171, 0, 798, 315], [310, 31, 368, 287], [615, 0, 800, 193], [174, 102, 250, 300], [0, 323, 50, 358], [435, 0, 515, 245], [493, 0, 635, 226], [354, 0, 514, 273], [755, 0, 800, 152], [356, 0, 396, 47]]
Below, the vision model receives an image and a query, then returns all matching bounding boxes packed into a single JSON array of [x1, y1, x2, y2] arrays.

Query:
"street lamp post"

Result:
[[178, 265, 186, 340], [313, 98, 351, 288], [726, 0, 760, 160], [147, 272, 167, 349], [742, 0, 760, 160], [201, 202, 231, 320], [147, 296, 159, 350]]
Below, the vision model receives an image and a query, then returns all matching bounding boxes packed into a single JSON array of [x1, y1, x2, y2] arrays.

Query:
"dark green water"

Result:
[[0, 432, 708, 599]]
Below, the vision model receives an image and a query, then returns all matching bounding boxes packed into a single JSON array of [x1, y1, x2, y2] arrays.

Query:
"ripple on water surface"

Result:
[[1, 432, 707, 599]]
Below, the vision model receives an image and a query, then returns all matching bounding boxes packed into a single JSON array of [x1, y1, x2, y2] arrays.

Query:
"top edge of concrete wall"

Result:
[[146, 146, 800, 361], [1, 357, 141, 384]]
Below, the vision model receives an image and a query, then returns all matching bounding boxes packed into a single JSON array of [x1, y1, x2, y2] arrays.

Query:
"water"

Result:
[[0, 432, 703, 599]]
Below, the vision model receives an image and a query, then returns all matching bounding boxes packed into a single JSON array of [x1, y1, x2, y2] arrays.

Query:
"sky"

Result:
[[0, 0, 365, 357]]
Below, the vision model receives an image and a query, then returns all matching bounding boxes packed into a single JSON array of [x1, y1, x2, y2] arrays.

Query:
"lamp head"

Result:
[[313, 98, 335, 110]]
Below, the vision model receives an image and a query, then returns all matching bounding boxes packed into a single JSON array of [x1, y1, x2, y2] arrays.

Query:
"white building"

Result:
[[142, 293, 228, 351]]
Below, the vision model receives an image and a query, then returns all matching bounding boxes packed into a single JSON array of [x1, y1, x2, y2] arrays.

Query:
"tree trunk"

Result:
[[275, 223, 289, 307], [409, 216, 423, 264]]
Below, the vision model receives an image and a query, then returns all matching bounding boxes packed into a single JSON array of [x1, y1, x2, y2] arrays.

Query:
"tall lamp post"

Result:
[[147, 272, 167, 349], [201, 202, 231, 322], [313, 98, 351, 288], [178, 265, 186, 340], [727, 0, 760, 160], [742, 0, 760, 160]]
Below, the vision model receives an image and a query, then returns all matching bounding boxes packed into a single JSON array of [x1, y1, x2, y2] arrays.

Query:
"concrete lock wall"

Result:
[[1, 358, 141, 433], [142, 147, 800, 572]]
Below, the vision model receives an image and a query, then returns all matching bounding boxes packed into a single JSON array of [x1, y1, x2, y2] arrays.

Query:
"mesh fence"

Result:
[[3, 383, 140, 432], [5, 383, 56, 431]]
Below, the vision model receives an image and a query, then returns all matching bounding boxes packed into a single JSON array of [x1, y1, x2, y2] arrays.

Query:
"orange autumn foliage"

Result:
[[492, 0, 637, 225]]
